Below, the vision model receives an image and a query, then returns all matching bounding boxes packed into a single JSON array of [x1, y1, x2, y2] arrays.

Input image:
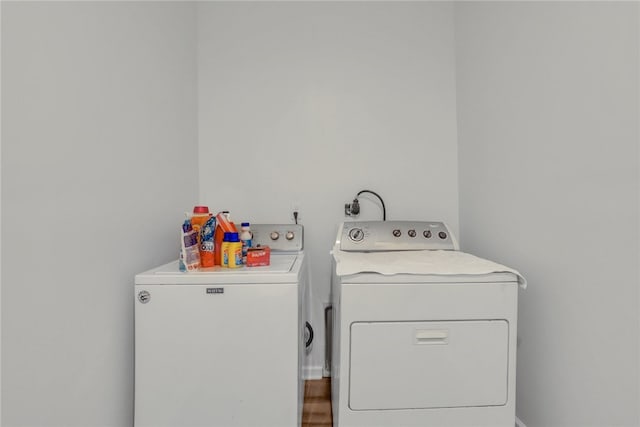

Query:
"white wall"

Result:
[[1, 2, 198, 426], [4, 2, 637, 426], [455, 2, 639, 426], [197, 1, 460, 374]]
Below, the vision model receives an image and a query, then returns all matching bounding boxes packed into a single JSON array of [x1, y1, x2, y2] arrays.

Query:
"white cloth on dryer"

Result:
[[331, 247, 527, 289]]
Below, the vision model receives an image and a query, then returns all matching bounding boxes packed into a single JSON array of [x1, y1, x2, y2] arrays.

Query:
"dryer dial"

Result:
[[348, 228, 365, 242]]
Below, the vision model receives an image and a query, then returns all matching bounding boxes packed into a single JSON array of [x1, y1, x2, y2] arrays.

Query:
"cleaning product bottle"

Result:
[[179, 213, 190, 272], [221, 232, 231, 267], [226, 232, 243, 268], [191, 206, 211, 240], [199, 215, 216, 268], [240, 222, 252, 264], [179, 250, 186, 272], [180, 216, 200, 271], [214, 224, 224, 266], [214, 211, 237, 266]]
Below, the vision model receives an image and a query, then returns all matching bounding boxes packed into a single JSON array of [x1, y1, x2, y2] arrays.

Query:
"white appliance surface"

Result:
[[136, 254, 301, 284], [135, 248, 307, 427], [349, 320, 509, 410], [331, 221, 522, 427], [332, 247, 526, 286]]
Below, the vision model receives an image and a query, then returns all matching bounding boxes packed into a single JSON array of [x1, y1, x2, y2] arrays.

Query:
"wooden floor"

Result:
[[302, 378, 332, 427]]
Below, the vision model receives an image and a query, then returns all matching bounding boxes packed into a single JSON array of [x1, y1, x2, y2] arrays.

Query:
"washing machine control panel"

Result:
[[340, 221, 458, 252], [251, 224, 303, 251]]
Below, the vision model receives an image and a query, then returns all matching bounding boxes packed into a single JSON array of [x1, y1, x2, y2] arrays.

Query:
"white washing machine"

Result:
[[330, 221, 525, 427], [134, 224, 308, 427]]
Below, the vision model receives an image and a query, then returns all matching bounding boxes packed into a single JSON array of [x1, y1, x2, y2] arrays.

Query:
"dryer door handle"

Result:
[[414, 329, 448, 345]]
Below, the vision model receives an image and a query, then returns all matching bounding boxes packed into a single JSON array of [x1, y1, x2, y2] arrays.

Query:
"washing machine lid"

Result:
[[135, 253, 303, 285], [333, 248, 526, 287]]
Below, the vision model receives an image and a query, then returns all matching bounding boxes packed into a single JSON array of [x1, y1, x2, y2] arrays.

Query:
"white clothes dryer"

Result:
[[330, 221, 525, 427]]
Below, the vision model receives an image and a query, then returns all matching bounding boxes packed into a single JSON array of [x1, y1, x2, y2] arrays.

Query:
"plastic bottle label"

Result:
[[228, 243, 243, 268], [242, 239, 252, 258]]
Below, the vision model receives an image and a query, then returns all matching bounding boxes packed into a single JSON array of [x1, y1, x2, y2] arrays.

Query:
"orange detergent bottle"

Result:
[[191, 206, 211, 239], [191, 206, 214, 267], [199, 216, 216, 268], [214, 225, 224, 266], [214, 211, 237, 266]]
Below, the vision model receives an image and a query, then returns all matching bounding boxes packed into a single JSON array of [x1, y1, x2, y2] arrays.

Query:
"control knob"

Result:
[[423, 230, 432, 238], [438, 231, 447, 240], [408, 229, 416, 238], [348, 228, 365, 242], [392, 229, 401, 237], [286, 231, 295, 241], [270, 231, 280, 241]]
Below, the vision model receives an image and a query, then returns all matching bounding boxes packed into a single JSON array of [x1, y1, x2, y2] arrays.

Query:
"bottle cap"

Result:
[[223, 232, 232, 241], [241, 222, 250, 227], [193, 206, 210, 214], [229, 232, 240, 242]]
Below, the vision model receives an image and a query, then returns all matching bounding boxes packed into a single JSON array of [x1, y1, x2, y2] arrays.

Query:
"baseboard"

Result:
[[515, 416, 527, 427], [303, 365, 324, 380]]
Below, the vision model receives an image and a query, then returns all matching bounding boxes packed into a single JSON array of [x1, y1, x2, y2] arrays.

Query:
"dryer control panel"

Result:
[[339, 221, 458, 252]]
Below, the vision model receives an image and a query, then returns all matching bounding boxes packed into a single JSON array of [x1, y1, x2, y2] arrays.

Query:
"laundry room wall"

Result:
[[455, 2, 639, 426], [196, 1, 460, 376], [1, 2, 198, 426]]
